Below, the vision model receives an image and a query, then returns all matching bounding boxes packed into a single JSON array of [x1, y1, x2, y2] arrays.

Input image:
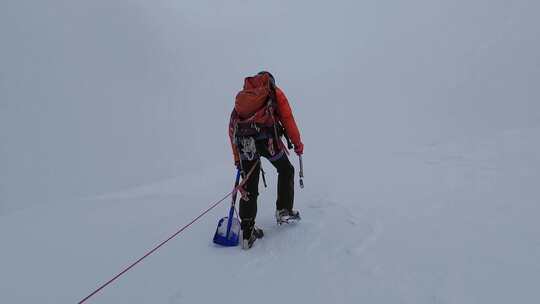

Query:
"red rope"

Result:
[[78, 190, 234, 304], [78, 164, 261, 303]]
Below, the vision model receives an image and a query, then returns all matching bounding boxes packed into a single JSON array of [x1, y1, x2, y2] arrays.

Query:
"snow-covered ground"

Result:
[[1, 127, 539, 303], [1, 1, 539, 303]]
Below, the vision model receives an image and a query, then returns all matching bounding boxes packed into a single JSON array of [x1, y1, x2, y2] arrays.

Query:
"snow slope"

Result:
[[1, 0, 540, 303], [1, 127, 539, 303]]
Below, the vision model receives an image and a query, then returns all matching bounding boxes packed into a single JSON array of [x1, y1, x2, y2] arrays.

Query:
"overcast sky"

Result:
[[1, 0, 539, 213]]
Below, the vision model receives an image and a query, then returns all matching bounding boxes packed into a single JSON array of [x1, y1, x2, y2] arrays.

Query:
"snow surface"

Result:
[[1, 1, 540, 303]]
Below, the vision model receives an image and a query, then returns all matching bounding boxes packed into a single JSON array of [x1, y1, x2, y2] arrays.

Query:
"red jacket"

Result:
[[228, 87, 302, 163]]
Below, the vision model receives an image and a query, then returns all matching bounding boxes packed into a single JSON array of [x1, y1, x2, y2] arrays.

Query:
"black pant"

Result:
[[238, 136, 295, 229]]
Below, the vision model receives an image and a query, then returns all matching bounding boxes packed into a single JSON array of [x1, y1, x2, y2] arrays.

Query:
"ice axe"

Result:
[[213, 169, 241, 246], [299, 155, 304, 189]]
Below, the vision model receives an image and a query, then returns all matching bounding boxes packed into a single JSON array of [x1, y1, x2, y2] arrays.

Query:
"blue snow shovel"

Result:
[[213, 169, 242, 246]]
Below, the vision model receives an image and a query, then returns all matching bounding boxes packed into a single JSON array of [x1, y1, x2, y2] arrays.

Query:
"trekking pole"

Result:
[[298, 155, 304, 189]]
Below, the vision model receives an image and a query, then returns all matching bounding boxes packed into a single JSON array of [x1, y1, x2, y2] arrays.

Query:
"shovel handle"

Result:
[[226, 169, 242, 238], [230, 169, 242, 206]]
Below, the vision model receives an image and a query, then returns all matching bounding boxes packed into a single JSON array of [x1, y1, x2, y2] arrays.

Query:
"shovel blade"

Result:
[[213, 216, 240, 246]]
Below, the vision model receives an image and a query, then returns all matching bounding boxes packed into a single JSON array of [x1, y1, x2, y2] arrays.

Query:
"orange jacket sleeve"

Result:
[[228, 110, 240, 164], [275, 87, 302, 147]]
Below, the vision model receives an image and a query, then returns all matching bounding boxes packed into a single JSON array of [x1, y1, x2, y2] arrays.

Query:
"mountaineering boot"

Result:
[[242, 226, 264, 250], [241, 220, 264, 250], [275, 209, 301, 225], [242, 231, 256, 250]]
